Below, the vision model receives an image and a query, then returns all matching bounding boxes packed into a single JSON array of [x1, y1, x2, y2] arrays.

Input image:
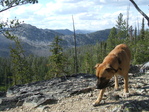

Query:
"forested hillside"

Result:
[[0, 12, 149, 91]]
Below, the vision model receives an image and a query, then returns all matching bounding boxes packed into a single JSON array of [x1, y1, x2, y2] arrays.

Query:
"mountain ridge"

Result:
[[0, 24, 111, 57]]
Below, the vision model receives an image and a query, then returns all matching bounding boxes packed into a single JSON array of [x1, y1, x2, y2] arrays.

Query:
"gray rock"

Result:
[[0, 96, 20, 111], [0, 91, 6, 97], [2, 73, 149, 112], [1, 73, 97, 110], [108, 94, 121, 101], [129, 65, 140, 73], [123, 100, 149, 112]]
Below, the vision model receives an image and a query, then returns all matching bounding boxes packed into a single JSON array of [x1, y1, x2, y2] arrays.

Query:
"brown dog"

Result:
[[93, 44, 131, 106]]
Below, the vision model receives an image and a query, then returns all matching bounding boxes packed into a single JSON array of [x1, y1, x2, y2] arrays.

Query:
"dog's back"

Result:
[[109, 44, 131, 76], [114, 44, 131, 60]]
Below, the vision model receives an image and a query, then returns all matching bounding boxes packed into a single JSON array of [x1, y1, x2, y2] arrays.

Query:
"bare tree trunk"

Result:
[[130, 0, 149, 26], [128, 25, 134, 40], [126, 4, 130, 37], [127, 4, 130, 33], [72, 15, 78, 74]]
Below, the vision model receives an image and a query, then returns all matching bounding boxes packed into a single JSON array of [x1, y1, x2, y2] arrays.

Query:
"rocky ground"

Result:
[[0, 72, 149, 112]]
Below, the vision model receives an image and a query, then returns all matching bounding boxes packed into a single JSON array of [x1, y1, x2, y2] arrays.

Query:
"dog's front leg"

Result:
[[93, 88, 105, 106], [114, 75, 119, 90], [124, 75, 129, 93]]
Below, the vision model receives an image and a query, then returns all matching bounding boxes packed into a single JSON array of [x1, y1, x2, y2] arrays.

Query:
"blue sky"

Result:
[[0, 0, 148, 31]]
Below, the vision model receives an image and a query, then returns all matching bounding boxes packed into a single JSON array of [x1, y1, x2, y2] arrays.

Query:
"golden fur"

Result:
[[93, 44, 131, 106]]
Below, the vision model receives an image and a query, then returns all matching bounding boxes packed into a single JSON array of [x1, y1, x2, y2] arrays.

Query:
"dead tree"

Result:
[[72, 15, 78, 74], [130, 0, 149, 26], [129, 25, 134, 40]]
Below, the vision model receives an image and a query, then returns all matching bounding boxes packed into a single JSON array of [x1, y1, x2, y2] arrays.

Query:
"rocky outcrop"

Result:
[[0, 74, 97, 111], [47, 74, 149, 112], [1, 72, 149, 112], [129, 64, 140, 73], [140, 62, 149, 73], [0, 91, 6, 97]]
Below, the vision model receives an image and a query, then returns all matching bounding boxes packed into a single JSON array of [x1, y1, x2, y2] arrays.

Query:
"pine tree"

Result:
[[107, 27, 117, 52], [0, 0, 38, 86], [83, 52, 93, 74], [47, 36, 68, 78], [116, 13, 127, 39], [0, 58, 12, 91], [140, 18, 145, 40], [134, 26, 137, 41], [10, 36, 32, 85]]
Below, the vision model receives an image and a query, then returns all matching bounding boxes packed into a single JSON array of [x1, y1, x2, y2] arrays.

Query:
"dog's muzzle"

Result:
[[96, 77, 110, 89]]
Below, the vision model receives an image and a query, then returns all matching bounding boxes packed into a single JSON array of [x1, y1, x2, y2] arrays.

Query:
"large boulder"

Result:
[[129, 64, 140, 73], [140, 62, 149, 73]]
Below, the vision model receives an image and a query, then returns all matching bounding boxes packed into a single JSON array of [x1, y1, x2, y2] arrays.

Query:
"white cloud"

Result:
[[0, 0, 148, 30]]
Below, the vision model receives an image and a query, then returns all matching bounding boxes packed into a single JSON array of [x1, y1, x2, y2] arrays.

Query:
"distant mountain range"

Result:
[[53, 29, 93, 35], [0, 24, 111, 57]]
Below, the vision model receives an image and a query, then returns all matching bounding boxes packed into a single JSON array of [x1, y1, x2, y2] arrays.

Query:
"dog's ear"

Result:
[[94, 63, 100, 69]]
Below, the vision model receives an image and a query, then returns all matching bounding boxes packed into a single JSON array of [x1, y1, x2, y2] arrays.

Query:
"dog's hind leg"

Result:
[[123, 74, 130, 97], [124, 74, 129, 93]]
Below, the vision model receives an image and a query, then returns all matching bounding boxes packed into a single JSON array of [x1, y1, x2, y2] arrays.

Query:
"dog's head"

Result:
[[95, 63, 116, 89]]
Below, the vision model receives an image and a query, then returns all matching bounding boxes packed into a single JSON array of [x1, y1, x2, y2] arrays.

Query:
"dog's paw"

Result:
[[114, 88, 120, 91], [93, 101, 100, 107], [122, 92, 130, 98]]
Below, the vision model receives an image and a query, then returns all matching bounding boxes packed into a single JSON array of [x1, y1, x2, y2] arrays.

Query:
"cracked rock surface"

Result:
[[1, 73, 149, 112]]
